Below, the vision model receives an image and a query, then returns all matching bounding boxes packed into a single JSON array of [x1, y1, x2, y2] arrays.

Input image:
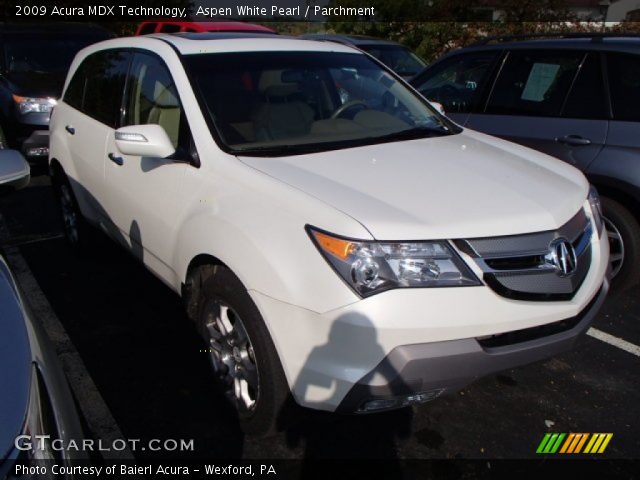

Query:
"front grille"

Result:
[[477, 286, 602, 348], [456, 209, 593, 301]]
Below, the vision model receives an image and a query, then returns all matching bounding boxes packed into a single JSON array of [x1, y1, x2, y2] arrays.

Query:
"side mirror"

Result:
[[0, 149, 30, 193], [429, 100, 445, 116], [114, 124, 176, 158]]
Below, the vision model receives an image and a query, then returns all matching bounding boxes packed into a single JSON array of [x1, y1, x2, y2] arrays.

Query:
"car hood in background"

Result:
[[5, 71, 66, 98], [239, 129, 589, 240], [0, 259, 31, 460]]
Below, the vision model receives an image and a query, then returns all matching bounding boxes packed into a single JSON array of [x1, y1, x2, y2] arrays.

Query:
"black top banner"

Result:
[[0, 0, 639, 22]]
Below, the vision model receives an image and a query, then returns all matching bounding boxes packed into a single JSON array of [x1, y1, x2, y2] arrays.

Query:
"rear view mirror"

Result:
[[0, 149, 30, 193], [114, 124, 176, 158], [281, 69, 304, 83]]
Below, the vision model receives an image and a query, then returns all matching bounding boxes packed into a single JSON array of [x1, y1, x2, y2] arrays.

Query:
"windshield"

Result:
[[359, 45, 426, 77], [3, 35, 106, 75], [186, 51, 455, 156]]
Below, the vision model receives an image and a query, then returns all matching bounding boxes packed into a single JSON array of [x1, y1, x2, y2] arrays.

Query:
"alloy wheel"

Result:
[[604, 216, 624, 278], [59, 184, 79, 245], [204, 301, 260, 413]]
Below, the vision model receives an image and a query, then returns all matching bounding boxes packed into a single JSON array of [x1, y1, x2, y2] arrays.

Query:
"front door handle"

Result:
[[65, 125, 75, 135], [108, 152, 124, 166], [555, 134, 591, 146]]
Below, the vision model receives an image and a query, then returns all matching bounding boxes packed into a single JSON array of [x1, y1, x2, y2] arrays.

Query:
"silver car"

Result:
[[0, 149, 86, 476]]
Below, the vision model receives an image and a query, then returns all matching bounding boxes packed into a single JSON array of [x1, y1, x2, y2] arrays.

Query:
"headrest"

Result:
[[263, 84, 299, 98], [258, 70, 302, 99], [153, 82, 179, 107]]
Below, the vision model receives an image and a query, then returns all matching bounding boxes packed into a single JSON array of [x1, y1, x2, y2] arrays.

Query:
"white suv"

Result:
[[49, 33, 610, 435]]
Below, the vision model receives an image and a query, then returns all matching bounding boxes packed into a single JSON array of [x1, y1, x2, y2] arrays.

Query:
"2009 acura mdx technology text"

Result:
[[49, 33, 610, 435]]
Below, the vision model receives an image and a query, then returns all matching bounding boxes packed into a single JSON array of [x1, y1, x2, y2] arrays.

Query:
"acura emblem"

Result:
[[547, 238, 578, 277]]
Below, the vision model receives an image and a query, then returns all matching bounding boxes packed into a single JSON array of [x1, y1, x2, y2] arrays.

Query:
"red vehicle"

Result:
[[135, 21, 276, 35]]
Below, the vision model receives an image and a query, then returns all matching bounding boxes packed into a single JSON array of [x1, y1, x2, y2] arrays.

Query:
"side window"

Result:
[[138, 23, 157, 35], [160, 24, 181, 33], [607, 53, 640, 122], [486, 50, 583, 117], [123, 53, 185, 149], [63, 61, 88, 110], [561, 53, 607, 119], [412, 52, 498, 113], [82, 50, 131, 127]]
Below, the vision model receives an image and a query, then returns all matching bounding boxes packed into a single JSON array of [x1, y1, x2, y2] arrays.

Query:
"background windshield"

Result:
[[359, 45, 426, 77], [3, 35, 104, 74], [186, 51, 451, 155]]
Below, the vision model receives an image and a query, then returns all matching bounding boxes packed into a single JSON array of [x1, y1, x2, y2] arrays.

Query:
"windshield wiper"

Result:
[[233, 127, 452, 157], [370, 126, 449, 143], [233, 141, 352, 157]]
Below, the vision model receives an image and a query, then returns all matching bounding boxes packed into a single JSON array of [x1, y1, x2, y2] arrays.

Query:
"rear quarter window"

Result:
[[63, 61, 87, 110], [68, 50, 131, 128], [138, 23, 157, 35], [159, 24, 181, 33]]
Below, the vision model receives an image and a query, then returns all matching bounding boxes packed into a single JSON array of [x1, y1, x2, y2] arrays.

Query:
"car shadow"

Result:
[[277, 313, 413, 476], [13, 175, 247, 460]]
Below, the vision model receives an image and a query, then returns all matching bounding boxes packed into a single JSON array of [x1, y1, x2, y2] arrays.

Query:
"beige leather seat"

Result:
[[148, 81, 181, 147], [252, 70, 314, 141]]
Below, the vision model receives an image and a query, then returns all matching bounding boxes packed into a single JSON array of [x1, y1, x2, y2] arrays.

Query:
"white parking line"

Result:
[[0, 215, 133, 460], [588, 327, 640, 358]]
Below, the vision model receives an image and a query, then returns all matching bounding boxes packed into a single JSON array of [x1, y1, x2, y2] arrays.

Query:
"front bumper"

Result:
[[4, 110, 50, 158], [20, 129, 50, 159], [249, 212, 609, 413], [337, 281, 608, 413]]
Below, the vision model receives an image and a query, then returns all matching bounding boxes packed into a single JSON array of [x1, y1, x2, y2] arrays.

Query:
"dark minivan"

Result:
[[411, 35, 640, 292], [0, 23, 112, 159]]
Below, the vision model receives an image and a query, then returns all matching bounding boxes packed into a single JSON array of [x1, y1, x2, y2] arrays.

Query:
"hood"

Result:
[[238, 130, 589, 240], [5, 71, 66, 98], [0, 259, 31, 460]]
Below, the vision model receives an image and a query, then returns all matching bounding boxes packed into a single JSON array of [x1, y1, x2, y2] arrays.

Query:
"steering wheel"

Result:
[[436, 84, 459, 103], [331, 100, 369, 119]]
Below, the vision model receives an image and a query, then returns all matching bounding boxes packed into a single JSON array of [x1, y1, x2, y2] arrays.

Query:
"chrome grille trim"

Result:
[[460, 209, 588, 259], [457, 209, 593, 301]]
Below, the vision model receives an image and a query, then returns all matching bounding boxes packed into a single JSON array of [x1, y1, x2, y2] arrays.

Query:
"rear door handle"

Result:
[[108, 152, 124, 166], [555, 134, 591, 146], [65, 125, 75, 135]]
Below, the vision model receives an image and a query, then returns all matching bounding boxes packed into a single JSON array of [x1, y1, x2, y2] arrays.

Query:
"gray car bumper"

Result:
[[337, 281, 609, 413]]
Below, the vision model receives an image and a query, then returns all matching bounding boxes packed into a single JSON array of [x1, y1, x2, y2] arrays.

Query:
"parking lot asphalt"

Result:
[[1, 169, 639, 463]]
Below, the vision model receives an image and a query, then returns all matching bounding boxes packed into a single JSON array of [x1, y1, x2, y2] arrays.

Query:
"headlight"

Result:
[[588, 185, 604, 236], [12, 95, 57, 115], [308, 227, 481, 297]]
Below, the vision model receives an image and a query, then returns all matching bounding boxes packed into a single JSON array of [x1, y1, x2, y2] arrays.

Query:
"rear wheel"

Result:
[[52, 171, 94, 251], [190, 264, 289, 436], [601, 197, 640, 293]]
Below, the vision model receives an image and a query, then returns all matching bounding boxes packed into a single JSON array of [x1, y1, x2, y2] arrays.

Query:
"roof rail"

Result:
[[472, 32, 640, 46]]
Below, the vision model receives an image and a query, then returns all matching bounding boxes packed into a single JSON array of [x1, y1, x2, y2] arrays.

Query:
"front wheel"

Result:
[[191, 265, 290, 436], [601, 197, 640, 293]]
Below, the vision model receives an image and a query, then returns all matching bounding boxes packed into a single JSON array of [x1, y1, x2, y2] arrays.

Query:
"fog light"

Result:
[[358, 389, 445, 413], [400, 389, 444, 407], [359, 398, 399, 412], [26, 146, 49, 157]]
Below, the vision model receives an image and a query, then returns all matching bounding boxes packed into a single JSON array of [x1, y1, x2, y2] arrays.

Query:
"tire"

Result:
[[51, 171, 95, 251], [601, 197, 640, 293], [0, 123, 7, 149], [190, 264, 290, 436]]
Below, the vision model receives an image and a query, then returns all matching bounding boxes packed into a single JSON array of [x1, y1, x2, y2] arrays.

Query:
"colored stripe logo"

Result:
[[536, 433, 613, 454]]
